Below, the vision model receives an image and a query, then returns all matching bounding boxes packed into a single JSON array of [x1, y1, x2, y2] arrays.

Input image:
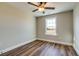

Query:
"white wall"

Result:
[[36, 11, 73, 45], [0, 3, 36, 51], [73, 4, 79, 55]]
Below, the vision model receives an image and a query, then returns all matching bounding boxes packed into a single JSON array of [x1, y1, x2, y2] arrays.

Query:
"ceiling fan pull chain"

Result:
[[43, 11, 45, 14]]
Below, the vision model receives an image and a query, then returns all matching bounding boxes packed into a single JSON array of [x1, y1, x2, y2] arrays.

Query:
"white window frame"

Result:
[[45, 17, 56, 35]]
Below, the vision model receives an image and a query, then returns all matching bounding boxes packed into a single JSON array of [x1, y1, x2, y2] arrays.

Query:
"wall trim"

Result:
[[37, 38, 72, 46], [0, 39, 36, 54]]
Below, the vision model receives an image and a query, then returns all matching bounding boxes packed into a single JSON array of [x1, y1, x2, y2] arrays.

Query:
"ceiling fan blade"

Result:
[[45, 7, 55, 9], [32, 9, 38, 12], [28, 2, 38, 7], [43, 2, 47, 6]]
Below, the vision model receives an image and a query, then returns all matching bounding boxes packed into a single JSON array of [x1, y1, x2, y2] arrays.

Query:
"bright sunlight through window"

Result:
[[45, 17, 56, 35]]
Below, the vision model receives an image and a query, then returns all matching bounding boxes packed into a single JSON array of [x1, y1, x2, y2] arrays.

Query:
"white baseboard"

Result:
[[73, 45, 79, 55], [37, 38, 72, 46], [1, 39, 36, 54]]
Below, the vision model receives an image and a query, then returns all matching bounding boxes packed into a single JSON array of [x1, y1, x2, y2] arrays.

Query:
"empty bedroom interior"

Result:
[[0, 2, 79, 56]]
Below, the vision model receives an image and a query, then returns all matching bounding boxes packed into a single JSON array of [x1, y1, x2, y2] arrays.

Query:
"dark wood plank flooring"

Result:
[[0, 40, 77, 56]]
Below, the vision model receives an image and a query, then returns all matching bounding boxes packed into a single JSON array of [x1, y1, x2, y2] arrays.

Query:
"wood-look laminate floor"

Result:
[[1, 40, 77, 56]]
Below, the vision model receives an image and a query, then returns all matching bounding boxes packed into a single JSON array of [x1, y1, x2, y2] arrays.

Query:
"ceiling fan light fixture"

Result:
[[28, 2, 55, 14], [38, 7, 44, 12]]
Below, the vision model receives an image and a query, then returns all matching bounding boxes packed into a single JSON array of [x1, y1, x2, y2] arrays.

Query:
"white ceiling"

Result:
[[8, 2, 78, 17], [28, 2, 77, 17]]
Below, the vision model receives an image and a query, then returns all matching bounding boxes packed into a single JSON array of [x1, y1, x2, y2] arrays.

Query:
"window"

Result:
[[45, 17, 56, 35]]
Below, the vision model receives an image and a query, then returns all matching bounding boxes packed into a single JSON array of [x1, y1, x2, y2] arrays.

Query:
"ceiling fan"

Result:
[[28, 2, 55, 14]]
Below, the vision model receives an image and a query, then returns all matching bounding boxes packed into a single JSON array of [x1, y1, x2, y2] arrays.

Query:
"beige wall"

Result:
[[73, 4, 79, 55], [0, 3, 36, 51], [36, 11, 73, 44]]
